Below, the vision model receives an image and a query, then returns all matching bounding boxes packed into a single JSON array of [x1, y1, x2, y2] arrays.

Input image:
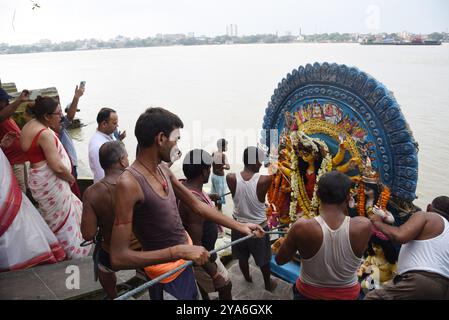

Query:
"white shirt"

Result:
[[398, 216, 449, 279], [88, 130, 116, 183], [232, 172, 267, 224], [300, 216, 362, 287]]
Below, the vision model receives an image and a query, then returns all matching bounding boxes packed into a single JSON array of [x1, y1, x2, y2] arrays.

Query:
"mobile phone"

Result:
[[80, 81, 86, 88]]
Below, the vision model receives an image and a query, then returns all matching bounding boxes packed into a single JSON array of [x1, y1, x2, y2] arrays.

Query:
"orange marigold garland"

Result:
[[377, 185, 391, 210], [357, 182, 366, 216]]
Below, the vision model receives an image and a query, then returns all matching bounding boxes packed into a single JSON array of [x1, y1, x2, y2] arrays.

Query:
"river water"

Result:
[[1, 43, 448, 209]]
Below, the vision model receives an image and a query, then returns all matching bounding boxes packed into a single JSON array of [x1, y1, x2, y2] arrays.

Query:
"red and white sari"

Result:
[[0, 149, 66, 272], [28, 130, 91, 260]]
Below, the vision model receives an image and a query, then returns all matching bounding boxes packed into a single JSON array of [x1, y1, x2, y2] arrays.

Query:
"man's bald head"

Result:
[[99, 141, 128, 170]]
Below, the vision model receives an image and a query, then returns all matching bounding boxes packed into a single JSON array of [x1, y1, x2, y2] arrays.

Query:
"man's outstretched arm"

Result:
[[0, 90, 29, 121], [275, 223, 300, 265], [226, 173, 236, 198], [110, 171, 209, 270], [66, 85, 84, 121], [169, 168, 264, 237], [370, 211, 427, 244]]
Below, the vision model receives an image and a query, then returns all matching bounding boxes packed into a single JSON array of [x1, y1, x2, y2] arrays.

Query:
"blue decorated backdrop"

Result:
[[262, 62, 419, 202]]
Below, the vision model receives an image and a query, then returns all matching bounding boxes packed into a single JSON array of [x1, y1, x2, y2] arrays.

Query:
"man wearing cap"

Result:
[[0, 88, 31, 192], [51, 85, 85, 198]]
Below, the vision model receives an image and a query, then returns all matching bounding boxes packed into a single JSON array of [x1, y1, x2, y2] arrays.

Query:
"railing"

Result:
[[115, 228, 287, 300]]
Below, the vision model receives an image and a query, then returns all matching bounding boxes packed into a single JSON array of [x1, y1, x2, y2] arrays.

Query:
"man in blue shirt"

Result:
[[52, 84, 85, 198]]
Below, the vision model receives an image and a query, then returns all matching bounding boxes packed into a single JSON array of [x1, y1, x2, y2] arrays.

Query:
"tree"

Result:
[[428, 32, 444, 41]]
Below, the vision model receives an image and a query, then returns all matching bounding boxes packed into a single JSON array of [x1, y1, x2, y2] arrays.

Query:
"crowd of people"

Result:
[[1, 85, 449, 300]]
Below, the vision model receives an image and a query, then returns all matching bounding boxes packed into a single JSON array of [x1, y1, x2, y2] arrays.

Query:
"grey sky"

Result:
[[1, 0, 448, 45]]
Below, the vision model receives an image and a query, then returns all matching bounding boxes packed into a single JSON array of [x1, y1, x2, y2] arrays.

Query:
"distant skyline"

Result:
[[1, 0, 448, 45]]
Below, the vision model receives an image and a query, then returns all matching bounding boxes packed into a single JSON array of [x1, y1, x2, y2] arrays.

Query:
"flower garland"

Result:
[[297, 170, 312, 214], [377, 185, 391, 210], [310, 152, 333, 214], [357, 182, 366, 216], [288, 131, 334, 220], [289, 149, 300, 222]]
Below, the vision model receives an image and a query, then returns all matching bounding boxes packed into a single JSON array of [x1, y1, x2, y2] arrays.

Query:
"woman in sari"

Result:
[[1, 135, 65, 271], [20, 96, 91, 259]]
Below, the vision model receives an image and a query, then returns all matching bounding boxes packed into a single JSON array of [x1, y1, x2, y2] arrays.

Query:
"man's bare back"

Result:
[[277, 214, 372, 264], [82, 179, 117, 251], [212, 151, 229, 176]]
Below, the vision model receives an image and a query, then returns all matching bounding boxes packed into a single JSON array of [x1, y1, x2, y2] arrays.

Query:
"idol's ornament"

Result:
[[263, 62, 419, 289]]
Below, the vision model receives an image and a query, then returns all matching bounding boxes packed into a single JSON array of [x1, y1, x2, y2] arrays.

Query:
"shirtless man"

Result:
[[81, 141, 129, 299], [179, 149, 233, 300], [276, 171, 372, 300], [110, 108, 264, 300], [211, 138, 230, 211]]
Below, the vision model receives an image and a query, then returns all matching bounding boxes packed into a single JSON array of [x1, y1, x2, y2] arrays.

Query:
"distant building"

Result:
[[162, 34, 186, 41], [38, 39, 52, 46], [226, 24, 238, 37], [399, 31, 412, 41]]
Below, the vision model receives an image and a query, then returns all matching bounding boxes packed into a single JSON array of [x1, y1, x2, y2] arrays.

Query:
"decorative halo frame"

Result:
[[262, 62, 419, 202]]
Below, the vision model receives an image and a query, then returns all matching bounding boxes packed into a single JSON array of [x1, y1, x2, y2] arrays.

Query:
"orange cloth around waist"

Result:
[[296, 278, 361, 300], [144, 233, 193, 284]]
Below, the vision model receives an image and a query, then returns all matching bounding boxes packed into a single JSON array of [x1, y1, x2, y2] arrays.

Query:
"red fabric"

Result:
[[0, 170, 22, 237], [70, 179, 81, 199], [52, 205, 71, 234], [0, 118, 27, 165], [0, 242, 66, 272], [296, 278, 360, 300], [25, 128, 49, 164], [305, 172, 316, 200], [372, 225, 389, 241]]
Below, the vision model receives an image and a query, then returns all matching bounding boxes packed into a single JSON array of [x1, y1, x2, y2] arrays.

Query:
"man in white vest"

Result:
[[275, 171, 372, 300], [365, 196, 449, 300], [226, 146, 277, 292]]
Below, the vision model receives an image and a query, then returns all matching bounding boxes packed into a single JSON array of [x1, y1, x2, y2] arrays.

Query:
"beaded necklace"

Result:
[[136, 159, 168, 193]]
